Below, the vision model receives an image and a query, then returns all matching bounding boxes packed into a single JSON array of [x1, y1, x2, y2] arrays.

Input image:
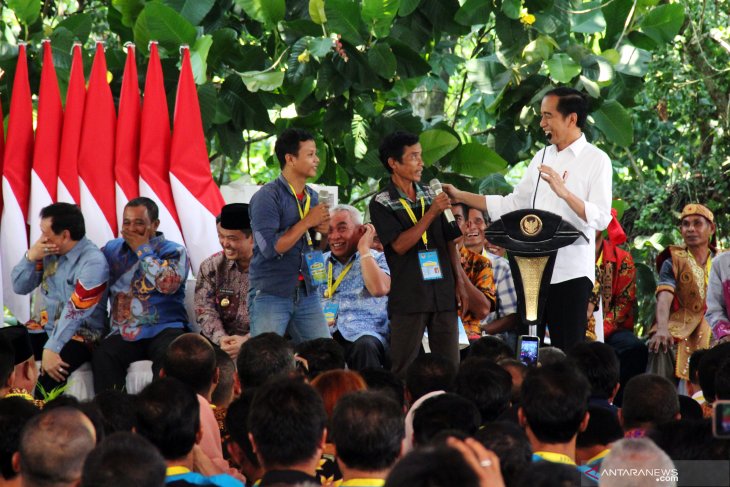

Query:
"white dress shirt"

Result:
[[485, 134, 612, 284]]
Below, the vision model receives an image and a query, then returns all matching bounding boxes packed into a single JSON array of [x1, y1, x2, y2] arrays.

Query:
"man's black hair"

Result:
[[162, 333, 217, 397], [468, 335, 514, 361], [378, 131, 420, 174], [544, 87, 589, 129], [81, 432, 166, 487], [406, 354, 457, 403], [39, 203, 86, 240], [44, 397, 106, 444], [359, 367, 406, 410], [647, 418, 730, 461], [274, 128, 315, 169], [135, 377, 200, 460], [225, 392, 260, 469], [125, 196, 159, 221], [331, 391, 405, 471], [688, 348, 708, 385], [212, 346, 236, 406], [295, 338, 346, 380], [237, 332, 296, 390], [248, 377, 326, 468], [699, 343, 730, 403], [520, 362, 590, 444], [412, 393, 481, 447], [384, 445, 481, 487], [0, 397, 39, 480], [576, 406, 623, 449], [516, 461, 581, 487], [715, 357, 730, 401], [0, 337, 14, 389], [568, 341, 619, 400], [678, 394, 703, 421], [474, 422, 532, 487], [454, 357, 512, 423], [92, 390, 137, 435], [621, 373, 679, 430]]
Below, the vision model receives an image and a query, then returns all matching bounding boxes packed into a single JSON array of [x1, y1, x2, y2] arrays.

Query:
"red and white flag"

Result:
[[139, 42, 183, 245], [0, 86, 5, 319], [1, 44, 34, 322], [78, 43, 117, 247], [115, 43, 141, 226], [57, 44, 85, 205], [170, 47, 225, 274], [29, 40, 63, 244]]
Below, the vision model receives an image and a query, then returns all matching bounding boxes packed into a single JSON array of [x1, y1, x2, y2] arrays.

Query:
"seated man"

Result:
[[236, 333, 296, 392], [321, 205, 391, 370], [619, 373, 680, 437], [11, 203, 108, 393], [80, 432, 166, 487], [196, 203, 253, 359], [93, 197, 189, 394], [0, 397, 40, 486]]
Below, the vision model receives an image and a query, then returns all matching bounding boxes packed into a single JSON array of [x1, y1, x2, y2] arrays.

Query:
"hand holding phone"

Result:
[[517, 335, 540, 367]]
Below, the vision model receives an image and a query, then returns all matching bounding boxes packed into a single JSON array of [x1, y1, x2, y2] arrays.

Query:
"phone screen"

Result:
[[518, 336, 539, 367], [713, 401, 730, 438]]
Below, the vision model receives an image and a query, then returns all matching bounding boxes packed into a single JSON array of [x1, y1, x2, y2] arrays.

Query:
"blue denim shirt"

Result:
[[249, 175, 320, 298], [11, 237, 109, 353]]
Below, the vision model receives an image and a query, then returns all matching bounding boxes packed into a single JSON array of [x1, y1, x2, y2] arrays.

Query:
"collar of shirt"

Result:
[[533, 451, 576, 465], [56, 236, 92, 266], [386, 180, 431, 204], [276, 173, 314, 199], [546, 133, 587, 158], [122, 232, 166, 252], [341, 479, 386, 486]]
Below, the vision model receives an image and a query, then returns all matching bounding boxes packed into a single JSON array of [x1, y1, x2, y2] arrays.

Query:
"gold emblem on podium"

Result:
[[220, 297, 230, 308], [519, 214, 543, 236]]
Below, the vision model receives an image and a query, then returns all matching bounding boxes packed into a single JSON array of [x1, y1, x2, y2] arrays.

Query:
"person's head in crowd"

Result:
[[330, 391, 405, 479], [237, 332, 296, 391], [677, 395, 703, 421], [0, 397, 39, 483], [43, 398, 106, 445], [620, 373, 680, 432], [405, 354, 457, 404], [568, 341, 620, 403], [469, 335, 514, 362], [498, 358, 528, 404], [474, 422, 532, 487], [80, 432, 166, 487], [311, 369, 367, 420], [38, 203, 87, 253], [328, 205, 366, 264], [0, 336, 16, 397], [295, 338, 346, 380], [15, 406, 96, 487], [599, 438, 676, 487], [516, 461, 580, 487], [211, 346, 240, 408], [698, 342, 730, 403], [248, 377, 327, 475], [122, 197, 160, 241], [412, 393, 481, 447], [575, 406, 623, 466], [384, 445, 482, 487], [518, 362, 590, 454], [135, 377, 200, 463], [714, 357, 730, 401], [161, 333, 218, 401], [91, 390, 136, 435], [541, 87, 588, 151], [225, 392, 264, 484], [687, 348, 708, 397], [359, 368, 406, 411], [678, 203, 715, 251], [647, 418, 730, 461], [217, 203, 253, 267], [0, 326, 38, 395], [464, 207, 491, 255], [378, 131, 420, 174], [536, 346, 566, 366], [275, 127, 316, 171], [454, 357, 512, 424]]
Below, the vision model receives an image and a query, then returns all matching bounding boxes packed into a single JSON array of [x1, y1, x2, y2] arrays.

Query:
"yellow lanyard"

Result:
[[325, 259, 354, 298], [287, 182, 313, 247], [399, 196, 427, 248], [597, 248, 603, 266], [533, 451, 576, 465]]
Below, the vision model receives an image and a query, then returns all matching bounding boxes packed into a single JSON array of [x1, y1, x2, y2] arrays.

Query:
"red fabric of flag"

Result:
[[57, 44, 86, 205], [115, 43, 141, 226]]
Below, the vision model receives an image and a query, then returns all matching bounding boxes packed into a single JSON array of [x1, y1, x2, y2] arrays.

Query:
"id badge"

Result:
[[418, 250, 443, 280], [323, 301, 340, 328], [305, 250, 327, 285]]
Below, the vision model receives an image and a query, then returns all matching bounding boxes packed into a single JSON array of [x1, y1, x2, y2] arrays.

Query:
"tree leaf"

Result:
[[234, 0, 285, 26], [56, 14, 92, 44], [419, 129, 459, 166], [545, 53, 581, 83], [639, 3, 685, 45], [390, 40, 432, 79], [466, 56, 511, 95], [112, 0, 145, 27], [614, 44, 651, 77], [362, 0, 401, 38], [325, 0, 365, 45], [478, 173, 513, 196], [398, 0, 421, 16], [8, 0, 40, 25], [591, 100, 633, 147], [570, 1, 606, 34], [310, 37, 334, 59], [133, 2, 197, 54], [309, 0, 327, 24], [455, 0, 492, 26], [190, 35, 213, 84], [367, 43, 397, 79], [501, 0, 521, 20], [239, 70, 285, 92], [451, 143, 508, 178], [162, 0, 215, 26]]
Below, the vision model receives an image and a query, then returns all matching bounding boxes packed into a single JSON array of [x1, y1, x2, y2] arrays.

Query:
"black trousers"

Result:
[[389, 311, 459, 379], [92, 327, 185, 393], [605, 329, 648, 407], [333, 330, 388, 371], [29, 332, 91, 396], [537, 277, 593, 353]]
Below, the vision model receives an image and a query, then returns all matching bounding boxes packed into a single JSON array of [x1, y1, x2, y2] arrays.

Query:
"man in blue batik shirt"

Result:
[[320, 205, 391, 370], [92, 197, 190, 393], [12, 203, 108, 394]]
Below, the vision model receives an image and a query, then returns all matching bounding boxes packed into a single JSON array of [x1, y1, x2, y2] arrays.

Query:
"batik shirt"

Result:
[[102, 233, 189, 341], [195, 252, 250, 344], [11, 237, 108, 353], [458, 246, 496, 339], [482, 250, 518, 322], [707, 251, 730, 341]]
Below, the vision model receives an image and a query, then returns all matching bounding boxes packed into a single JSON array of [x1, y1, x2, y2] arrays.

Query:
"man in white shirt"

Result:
[[445, 87, 612, 352]]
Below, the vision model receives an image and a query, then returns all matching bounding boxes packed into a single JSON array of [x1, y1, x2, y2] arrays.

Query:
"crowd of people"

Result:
[[1, 87, 729, 487]]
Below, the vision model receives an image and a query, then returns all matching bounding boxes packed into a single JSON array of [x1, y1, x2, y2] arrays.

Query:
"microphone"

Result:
[[429, 179, 455, 223], [315, 189, 332, 241]]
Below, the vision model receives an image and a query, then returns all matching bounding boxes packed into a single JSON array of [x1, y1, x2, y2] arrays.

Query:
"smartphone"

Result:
[[517, 335, 540, 367], [712, 400, 730, 438]]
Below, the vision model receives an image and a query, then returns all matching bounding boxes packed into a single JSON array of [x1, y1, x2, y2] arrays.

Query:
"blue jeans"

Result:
[[248, 285, 329, 344]]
